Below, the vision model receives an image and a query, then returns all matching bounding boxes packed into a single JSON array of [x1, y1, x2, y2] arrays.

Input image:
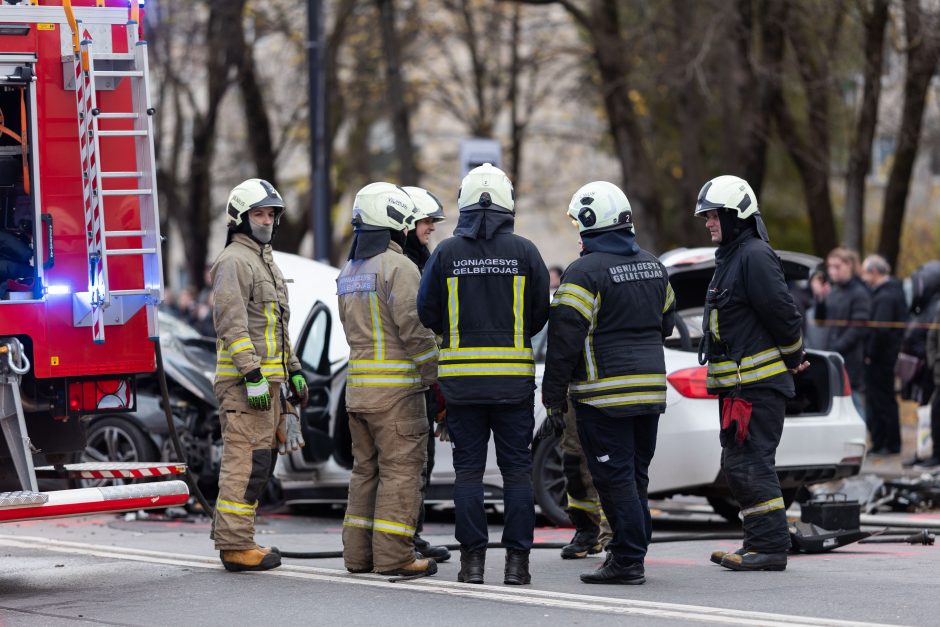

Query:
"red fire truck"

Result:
[[0, 0, 188, 521]]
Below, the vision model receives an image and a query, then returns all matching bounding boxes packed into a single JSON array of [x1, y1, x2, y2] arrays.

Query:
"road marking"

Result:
[[0, 534, 900, 627]]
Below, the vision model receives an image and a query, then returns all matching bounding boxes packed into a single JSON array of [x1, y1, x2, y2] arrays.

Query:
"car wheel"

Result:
[[707, 488, 799, 524], [532, 433, 571, 527], [81, 416, 158, 488]]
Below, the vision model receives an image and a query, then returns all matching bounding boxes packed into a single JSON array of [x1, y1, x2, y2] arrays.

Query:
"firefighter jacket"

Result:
[[701, 228, 804, 396], [211, 233, 301, 397], [337, 240, 438, 413], [815, 275, 871, 390], [541, 229, 676, 418], [417, 210, 550, 405]]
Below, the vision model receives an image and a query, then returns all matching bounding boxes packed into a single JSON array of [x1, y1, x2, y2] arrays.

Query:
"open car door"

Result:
[[292, 301, 335, 464]]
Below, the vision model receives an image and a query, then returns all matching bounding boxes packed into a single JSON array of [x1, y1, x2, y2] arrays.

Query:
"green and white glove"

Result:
[[289, 370, 309, 407], [244, 369, 271, 411]]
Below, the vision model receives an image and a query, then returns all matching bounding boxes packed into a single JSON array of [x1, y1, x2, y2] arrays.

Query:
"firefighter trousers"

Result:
[[561, 406, 611, 545], [719, 387, 791, 554], [576, 404, 659, 564], [416, 388, 438, 535], [212, 383, 281, 551], [343, 392, 428, 572]]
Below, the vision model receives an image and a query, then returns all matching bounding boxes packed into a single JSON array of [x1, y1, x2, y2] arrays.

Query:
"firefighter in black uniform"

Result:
[[542, 181, 676, 586], [417, 163, 549, 586], [694, 175, 809, 572]]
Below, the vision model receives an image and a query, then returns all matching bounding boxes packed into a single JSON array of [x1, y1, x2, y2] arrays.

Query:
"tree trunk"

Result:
[[877, 0, 940, 269], [508, 4, 523, 185], [843, 0, 888, 255], [376, 0, 420, 185], [588, 0, 662, 251], [182, 0, 243, 291]]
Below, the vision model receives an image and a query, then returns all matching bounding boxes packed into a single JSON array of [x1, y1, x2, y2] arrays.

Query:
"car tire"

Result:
[[81, 416, 159, 488], [532, 433, 571, 527], [707, 488, 799, 524]]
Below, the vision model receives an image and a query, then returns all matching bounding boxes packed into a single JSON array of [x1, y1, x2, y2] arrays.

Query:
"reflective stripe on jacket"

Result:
[[702, 233, 803, 394], [338, 241, 438, 413], [542, 248, 675, 418], [211, 234, 301, 397]]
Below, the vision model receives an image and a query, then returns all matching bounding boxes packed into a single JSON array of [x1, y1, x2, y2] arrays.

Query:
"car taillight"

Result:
[[667, 367, 717, 399], [68, 377, 134, 413], [841, 367, 852, 397]]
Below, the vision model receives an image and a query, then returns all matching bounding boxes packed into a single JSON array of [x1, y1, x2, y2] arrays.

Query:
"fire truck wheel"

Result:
[[81, 416, 159, 488]]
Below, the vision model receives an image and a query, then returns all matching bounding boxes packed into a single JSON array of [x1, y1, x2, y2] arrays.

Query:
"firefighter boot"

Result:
[[258, 545, 280, 556], [710, 547, 745, 565], [378, 557, 438, 578], [414, 534, 452, 563], [504, 549, 531, 585], [561, 510, 603, 559], [580, 553, 645, 585], [220, 548, 282, 572], [457, 548, 486, 584], [720, 551, 787, 571]]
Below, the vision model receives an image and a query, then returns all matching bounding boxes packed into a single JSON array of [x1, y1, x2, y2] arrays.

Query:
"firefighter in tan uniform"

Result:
[[210, 179, 308, 572], [337, 182, 439, 578]]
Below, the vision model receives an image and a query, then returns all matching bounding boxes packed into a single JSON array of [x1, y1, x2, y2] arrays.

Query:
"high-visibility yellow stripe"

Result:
[[372, 518, 416, 537], [411, 346, 439, 365], [579, 390, 668, 408], [570, 374, 667, 393], [584, 293, 601, 380], [706, 360, 788, 388], [229, 337, 253, 355], [513, 275, 525, 349], [558, 282, 594, 304], [439, 347, 534, 361], [217, 355, 284, 365], [348, 375, 423, 386], [438, 363, 535, 377], [349, 359, 418, 372], [663, 283, 675, 313], [740, 497, 785, 518], [369, 292, 384, 361], [779, 336, 803, 355], [217, 498, 256, 516], [343, 514, 374, 530], [709, 347, 782, 374], [710, 309, 720, 341], [447, 277, 459, 349], [552, 294, 593, 321], [566, 495, 600, 513], [264, 302, 276, 358]]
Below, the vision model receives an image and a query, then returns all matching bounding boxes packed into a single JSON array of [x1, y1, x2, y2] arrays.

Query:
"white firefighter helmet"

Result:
[[566, 181, 634, 234], [403, 186, 446, 222], [351, 182, 418, 231], [457, 163, 514, 213], [226, 178, 285, 226], [694, 175, 759, 219]]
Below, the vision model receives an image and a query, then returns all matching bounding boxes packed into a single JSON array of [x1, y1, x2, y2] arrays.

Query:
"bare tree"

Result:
[[843, 0, 889, 254], [877, 0, 940, 270]]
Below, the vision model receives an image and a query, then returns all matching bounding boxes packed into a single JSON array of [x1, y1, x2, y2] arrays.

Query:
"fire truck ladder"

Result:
[[67, 10, 163, 344]]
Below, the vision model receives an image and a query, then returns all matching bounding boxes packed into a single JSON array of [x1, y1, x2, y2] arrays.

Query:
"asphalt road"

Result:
[[1, 502, 938, 627]]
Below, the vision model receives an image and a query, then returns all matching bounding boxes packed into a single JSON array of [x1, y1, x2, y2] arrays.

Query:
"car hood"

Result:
[[159, 333, 218, 407]]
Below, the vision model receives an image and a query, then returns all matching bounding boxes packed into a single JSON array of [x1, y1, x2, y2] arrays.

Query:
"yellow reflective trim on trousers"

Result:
[[552, 294, 592, 321], [439, 363, 535, 377], [709, 347, 782, 374], [217, 498, 256, 516], [373, 518, 416, 537], [229, 337, 253, 355], [579, 390, 667, 408], [369, 292, 385, 361], [706, 361, 788, 388], [264, 302, 276, 358], [741, 497, 785, 518], [566, 495, 600, 513], [447, 277, 460, 349], [439, 347, 534, 361], [343, 514, 374, 530], [570, 374, 667, 393], [513, 275, 525, 349], [710, 309, 720, 341], [779, 336, 803, 355], [663, 283, 675, 313], [411, 346, 439, 365]]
